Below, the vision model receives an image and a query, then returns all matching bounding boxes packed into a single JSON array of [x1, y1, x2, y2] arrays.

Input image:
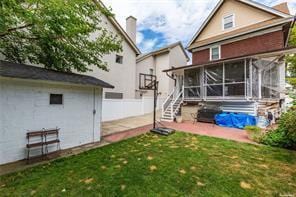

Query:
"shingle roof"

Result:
[[136, 41, 189, 62], [0, 61, 114, 88]]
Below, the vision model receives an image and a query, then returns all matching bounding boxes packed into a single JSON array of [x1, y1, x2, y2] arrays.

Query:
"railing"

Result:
[[162, 88, 176, 117], [170, 89, 184, 119]]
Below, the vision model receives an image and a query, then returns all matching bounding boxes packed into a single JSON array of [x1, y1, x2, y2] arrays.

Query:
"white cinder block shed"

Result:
[[0, 61, 114, 165]]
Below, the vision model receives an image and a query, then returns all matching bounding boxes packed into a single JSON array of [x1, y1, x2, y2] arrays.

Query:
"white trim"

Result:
[[222, 14, 235, 30], [187, 0, 291, 48], [210, 45, 221, 61]]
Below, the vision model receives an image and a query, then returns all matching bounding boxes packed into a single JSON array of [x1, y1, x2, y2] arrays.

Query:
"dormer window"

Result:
[[223, 14, 234, 30]]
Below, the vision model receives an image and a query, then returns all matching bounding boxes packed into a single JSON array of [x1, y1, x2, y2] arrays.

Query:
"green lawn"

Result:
[[1, 132, 296, 196]]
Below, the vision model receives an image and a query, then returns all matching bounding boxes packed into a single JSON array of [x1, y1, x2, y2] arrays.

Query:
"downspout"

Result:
[[166, 71, 176, 87], [92, 88, 96, 143]]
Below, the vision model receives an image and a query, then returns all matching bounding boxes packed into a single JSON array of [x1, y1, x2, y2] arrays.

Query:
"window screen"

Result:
[[50, 94, 63, 105], [116, 55, 123, 64], [211, 46, 220, 61], [223, 15, 234, 29], [224, 61, 245, 83], [105, 92, 123, 99]]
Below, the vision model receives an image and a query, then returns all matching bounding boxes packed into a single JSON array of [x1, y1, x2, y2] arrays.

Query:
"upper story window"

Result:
[[149, 68, 154, 75], [116, 55, 123, 64], [210, 46, 221, 61], [223, 14, 235, 30]]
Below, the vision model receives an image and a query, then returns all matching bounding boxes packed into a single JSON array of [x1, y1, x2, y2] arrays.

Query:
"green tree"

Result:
[[0, 0, 122, 72], [287, 25, 296, 77]]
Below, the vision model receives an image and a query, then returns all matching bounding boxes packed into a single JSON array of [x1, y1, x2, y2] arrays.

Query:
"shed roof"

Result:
[[0, 61, 114, 88]]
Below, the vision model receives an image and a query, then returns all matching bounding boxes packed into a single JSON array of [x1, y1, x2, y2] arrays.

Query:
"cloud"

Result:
[[102, 0, 296, 53]]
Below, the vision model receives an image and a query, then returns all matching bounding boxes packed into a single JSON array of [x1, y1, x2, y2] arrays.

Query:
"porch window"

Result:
[[224, 61, 245, 96], [184, 68, 201, 99], [205, 64, 223, 97], [210, 46, 220, 61]]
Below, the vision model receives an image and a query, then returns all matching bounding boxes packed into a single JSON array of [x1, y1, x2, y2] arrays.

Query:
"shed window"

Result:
[[50, 94, 63, 105], [210, 46, 220, 61], [223, 14, 234, 30], [116, 55, 123, 64]]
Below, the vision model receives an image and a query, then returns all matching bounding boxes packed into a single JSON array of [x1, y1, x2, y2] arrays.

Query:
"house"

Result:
[[136, 42, 189, 99], [85, 1, 141, 100], [0, 61, 114, 165], [161, 0, 296, 122]]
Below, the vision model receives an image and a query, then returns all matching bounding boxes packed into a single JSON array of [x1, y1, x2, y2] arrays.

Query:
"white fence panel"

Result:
[[102, 97, 166, 121]]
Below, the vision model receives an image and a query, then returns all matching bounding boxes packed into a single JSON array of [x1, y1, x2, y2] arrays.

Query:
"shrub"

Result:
[[260, 110, 296, 149], [244, 126, 263, 142]]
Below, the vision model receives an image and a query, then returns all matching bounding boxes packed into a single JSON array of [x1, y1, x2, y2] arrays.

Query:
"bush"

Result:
[[260, 110, 296, 149], [244, 126, 262, 142]]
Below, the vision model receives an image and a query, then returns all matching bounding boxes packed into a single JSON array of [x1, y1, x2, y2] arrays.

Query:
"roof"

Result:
[[163, 46, 296, 72], [136, 41, 189, 62], [95, 0, 141, 55], [273, 2, 290, 15], [188, 17, 294, 50], [0, 61, 114, 88], [187, 0, 292, 48]]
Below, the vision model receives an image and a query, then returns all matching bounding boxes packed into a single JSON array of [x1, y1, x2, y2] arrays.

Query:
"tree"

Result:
[[287, 24, 296, 77], [0, 0, 122, 72]]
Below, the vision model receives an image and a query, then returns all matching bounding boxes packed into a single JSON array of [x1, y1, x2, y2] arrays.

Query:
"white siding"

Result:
[[87, 14, 137, 99], [0, 78, 102, 165]]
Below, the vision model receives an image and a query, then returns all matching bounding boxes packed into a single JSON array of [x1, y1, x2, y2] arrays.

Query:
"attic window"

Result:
[[223, 14, 234, 30], [116, 55, 123, 64]]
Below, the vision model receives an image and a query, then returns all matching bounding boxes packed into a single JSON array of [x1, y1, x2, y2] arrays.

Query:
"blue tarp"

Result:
[[215, 113, 256, 129]]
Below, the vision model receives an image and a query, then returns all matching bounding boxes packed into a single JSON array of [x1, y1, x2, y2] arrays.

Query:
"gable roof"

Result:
[[187, 0, 292, 48], [136, 42, 189, 62], [95, 0, 141, 55], [0, 61, 114, 88]]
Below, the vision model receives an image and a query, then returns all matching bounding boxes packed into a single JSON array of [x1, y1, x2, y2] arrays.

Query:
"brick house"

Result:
[[161, 0, 296, 122]]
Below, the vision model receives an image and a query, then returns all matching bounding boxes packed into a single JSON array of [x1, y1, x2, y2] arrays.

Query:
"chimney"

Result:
[[126, 16, 137, 44], [272, 2, 290, 15]]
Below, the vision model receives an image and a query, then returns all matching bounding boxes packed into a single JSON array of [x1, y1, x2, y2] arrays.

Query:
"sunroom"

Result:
[[182, 57, 284, 102]]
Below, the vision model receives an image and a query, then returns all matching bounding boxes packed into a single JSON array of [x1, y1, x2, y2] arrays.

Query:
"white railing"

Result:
[[170, 89, 184, 119], [162, 88, 176, 117]]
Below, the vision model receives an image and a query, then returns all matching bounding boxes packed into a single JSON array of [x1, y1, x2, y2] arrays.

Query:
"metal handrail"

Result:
[[162, 88, 176, 117], [171, 89, 184, 117]]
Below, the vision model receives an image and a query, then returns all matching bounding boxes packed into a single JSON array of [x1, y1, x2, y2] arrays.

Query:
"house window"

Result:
[[105, 92, 123, 99], [50, 94, 63, 105], [210, 46, 220, 61], [115, 55, 123, 64], [223, 14, 234, 30]]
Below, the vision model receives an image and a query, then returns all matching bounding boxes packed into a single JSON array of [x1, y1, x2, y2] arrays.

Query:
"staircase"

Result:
[[161, 89, 183, 122]]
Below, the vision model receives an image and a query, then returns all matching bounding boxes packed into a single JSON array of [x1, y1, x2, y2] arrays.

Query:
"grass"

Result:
[[1, 132, 296, 196]]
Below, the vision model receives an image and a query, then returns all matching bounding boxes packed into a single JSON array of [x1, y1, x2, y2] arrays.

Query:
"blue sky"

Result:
[[102, 0, 296, 53]]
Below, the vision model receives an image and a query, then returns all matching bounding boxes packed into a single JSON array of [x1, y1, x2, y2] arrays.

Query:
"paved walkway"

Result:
[[102, 111, 160, 136], [103, 120, 253, 144]]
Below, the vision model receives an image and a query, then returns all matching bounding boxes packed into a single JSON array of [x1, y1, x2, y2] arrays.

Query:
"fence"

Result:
[[102, 97, 166, 122]]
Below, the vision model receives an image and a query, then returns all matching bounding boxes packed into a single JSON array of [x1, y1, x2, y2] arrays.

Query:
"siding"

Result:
[[0, 79, 102, 164], [192, 30, 285, 64]]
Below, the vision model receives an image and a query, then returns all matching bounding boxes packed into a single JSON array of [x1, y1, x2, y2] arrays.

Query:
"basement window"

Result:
[[50, 94, 63, 105], [105, 92, 123, 99], [223, 14, 234, 30], [116, 55, 123, 64]]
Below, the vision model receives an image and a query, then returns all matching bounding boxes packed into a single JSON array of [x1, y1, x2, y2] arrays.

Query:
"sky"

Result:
[[102, 0, 296, 53]]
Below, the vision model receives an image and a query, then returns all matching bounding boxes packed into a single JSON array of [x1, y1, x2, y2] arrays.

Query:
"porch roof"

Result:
[[163, 46, 296, 73]]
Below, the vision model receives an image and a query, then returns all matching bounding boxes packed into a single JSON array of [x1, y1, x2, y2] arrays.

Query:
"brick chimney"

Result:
[[126, 16, 137, 44]]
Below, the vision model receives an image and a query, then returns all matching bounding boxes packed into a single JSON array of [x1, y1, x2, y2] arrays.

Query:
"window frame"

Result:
[[49, 94, 63, 105], [222, 14, 235, 30], [115, 54, 123, 64], [210, 45, 221, 61]]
